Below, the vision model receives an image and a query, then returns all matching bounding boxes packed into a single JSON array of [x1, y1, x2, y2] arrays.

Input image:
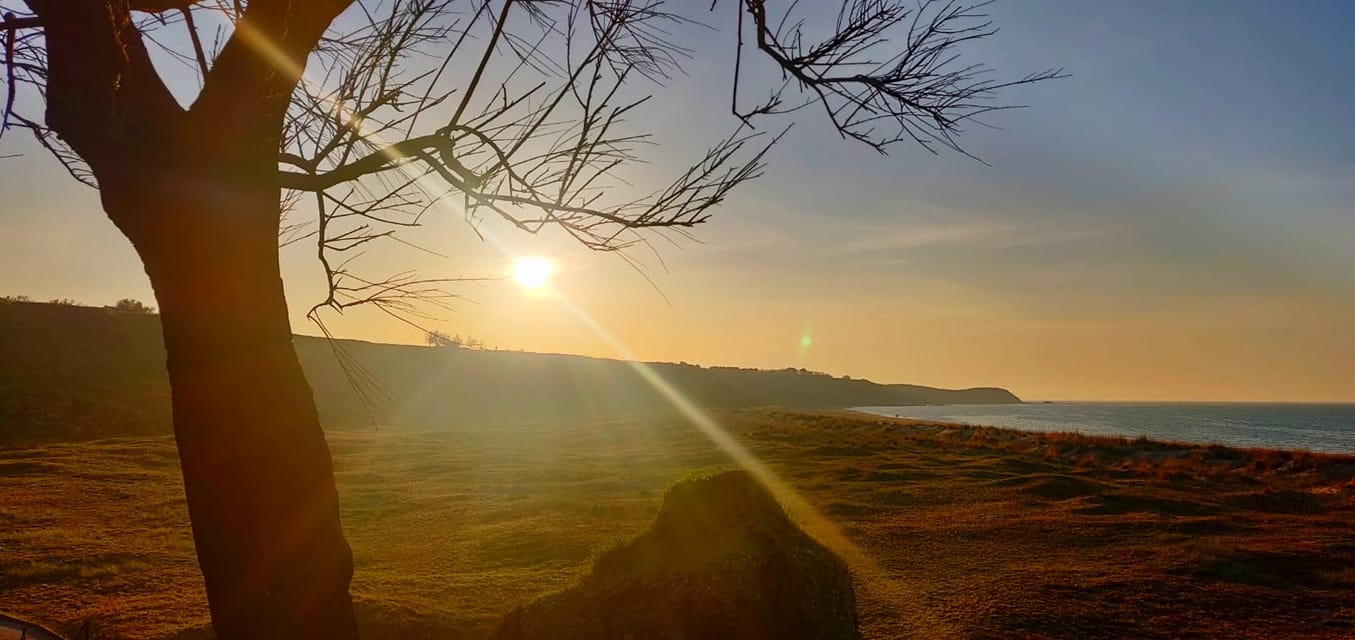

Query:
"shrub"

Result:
[[112, 298, 155, 314], [424, 330, 460, 348]]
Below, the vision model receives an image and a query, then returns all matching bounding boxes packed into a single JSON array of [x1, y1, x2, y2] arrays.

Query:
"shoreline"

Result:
[[849, 403, 1355, 455]]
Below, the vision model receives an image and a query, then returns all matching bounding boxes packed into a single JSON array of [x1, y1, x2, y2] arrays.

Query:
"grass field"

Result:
[[3, 409, 1355, 639]]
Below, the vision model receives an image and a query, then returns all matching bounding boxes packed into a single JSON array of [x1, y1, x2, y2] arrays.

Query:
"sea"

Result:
[[853, 402, 1355, 454]]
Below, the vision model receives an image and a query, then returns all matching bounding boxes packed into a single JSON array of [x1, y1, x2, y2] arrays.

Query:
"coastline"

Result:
[[850, 402, 1355, 454]]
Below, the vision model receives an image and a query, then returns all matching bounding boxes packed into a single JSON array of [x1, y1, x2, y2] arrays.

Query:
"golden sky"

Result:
[[2, 2, 1353, 402]]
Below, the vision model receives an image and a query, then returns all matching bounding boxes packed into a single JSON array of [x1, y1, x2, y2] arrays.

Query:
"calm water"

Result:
[[853, 403, 1355, 453]]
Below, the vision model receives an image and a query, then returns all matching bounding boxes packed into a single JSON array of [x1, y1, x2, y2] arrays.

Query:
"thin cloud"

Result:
[[824, 217, 1119, 256]]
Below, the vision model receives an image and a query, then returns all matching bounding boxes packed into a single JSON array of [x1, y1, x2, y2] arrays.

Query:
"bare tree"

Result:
[[425, 329, 460, 347], [1, 1, 1058, 637]]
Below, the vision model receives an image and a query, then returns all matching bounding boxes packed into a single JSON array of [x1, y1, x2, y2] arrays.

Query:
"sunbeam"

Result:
[[229, 14, 956, 634], [550, 292, 955, 636]]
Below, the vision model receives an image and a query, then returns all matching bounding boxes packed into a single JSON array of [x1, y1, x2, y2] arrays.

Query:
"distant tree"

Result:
[[47, 297, 78, 306], [425, 329, 460, 348], [112, 298, 155, 314], [1, 294, 31, 303], [1, 1, 1056, 636]]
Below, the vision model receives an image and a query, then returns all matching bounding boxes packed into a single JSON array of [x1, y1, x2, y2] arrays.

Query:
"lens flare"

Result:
[[236, 21, 949, 634], [551, 293, 950, 634]]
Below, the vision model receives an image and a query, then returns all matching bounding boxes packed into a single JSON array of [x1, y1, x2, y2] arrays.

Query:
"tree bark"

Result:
[[27, 2, 362, 636], [105, 176, 358, 639]]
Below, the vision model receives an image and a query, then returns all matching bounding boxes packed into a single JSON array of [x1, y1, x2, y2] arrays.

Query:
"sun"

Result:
[[511, 257, 556, 290]]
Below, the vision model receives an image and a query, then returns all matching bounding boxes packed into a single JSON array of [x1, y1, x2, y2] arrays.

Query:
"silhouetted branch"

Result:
[[1, 10, 41, 144], [180, 7, 209, 81], [129, 0, 200, 13], [0, 14, 40, 31], [732, 0, 1065, 156], [3, 0, 1057, 328]]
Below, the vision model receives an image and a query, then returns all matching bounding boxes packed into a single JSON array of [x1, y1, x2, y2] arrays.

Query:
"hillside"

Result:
[[0, 301, 1018, 442], [4, 410, 1354, 639]]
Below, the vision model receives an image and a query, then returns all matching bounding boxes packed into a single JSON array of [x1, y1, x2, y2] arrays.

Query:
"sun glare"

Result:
[[512, 257, 556, 290]]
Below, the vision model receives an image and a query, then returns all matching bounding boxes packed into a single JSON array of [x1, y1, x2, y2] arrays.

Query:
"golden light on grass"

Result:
[[511, 257, 556, 290], [550, 293, 956, 636], [237, 21, 948, 634]]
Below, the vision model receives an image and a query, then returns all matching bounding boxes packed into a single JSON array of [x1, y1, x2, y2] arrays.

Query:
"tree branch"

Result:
[[191, 0, 355, 146], [180, 7, 209, 82], [737, 0, 1065, 156], [279, 134, 480, 192], [128, 0, 199, 13], [23, 0, 183, 169], [5, 0, 1058, 335], [0, 14, 41, 31]]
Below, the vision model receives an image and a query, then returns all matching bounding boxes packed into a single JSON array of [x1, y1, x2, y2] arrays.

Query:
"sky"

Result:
[[2, 0, 1353, 402]]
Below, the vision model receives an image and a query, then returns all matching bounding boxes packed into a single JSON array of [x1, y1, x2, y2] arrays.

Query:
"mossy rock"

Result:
[[492, 470, 860, 640]]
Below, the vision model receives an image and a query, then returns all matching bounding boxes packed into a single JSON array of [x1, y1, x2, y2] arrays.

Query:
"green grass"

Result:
[[3, 409, 1354, 639]]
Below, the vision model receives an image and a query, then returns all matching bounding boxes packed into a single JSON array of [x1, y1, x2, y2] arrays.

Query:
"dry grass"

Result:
[[3, 409, 1354, 639]]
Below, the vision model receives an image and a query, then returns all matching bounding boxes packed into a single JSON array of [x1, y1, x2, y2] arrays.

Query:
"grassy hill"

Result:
[[3, 410, 1353, 639], [0, 301, 1018, 442]]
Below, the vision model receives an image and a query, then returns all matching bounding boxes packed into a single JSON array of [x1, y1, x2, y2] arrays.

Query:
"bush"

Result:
[[424, 330, 460, 348], [112, 298, 155, 314], [493, 471, 860, 640]]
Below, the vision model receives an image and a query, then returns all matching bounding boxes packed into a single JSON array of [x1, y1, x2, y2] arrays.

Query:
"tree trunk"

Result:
[[27, 2, 362, 636], [106, 178, 359, 639]]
